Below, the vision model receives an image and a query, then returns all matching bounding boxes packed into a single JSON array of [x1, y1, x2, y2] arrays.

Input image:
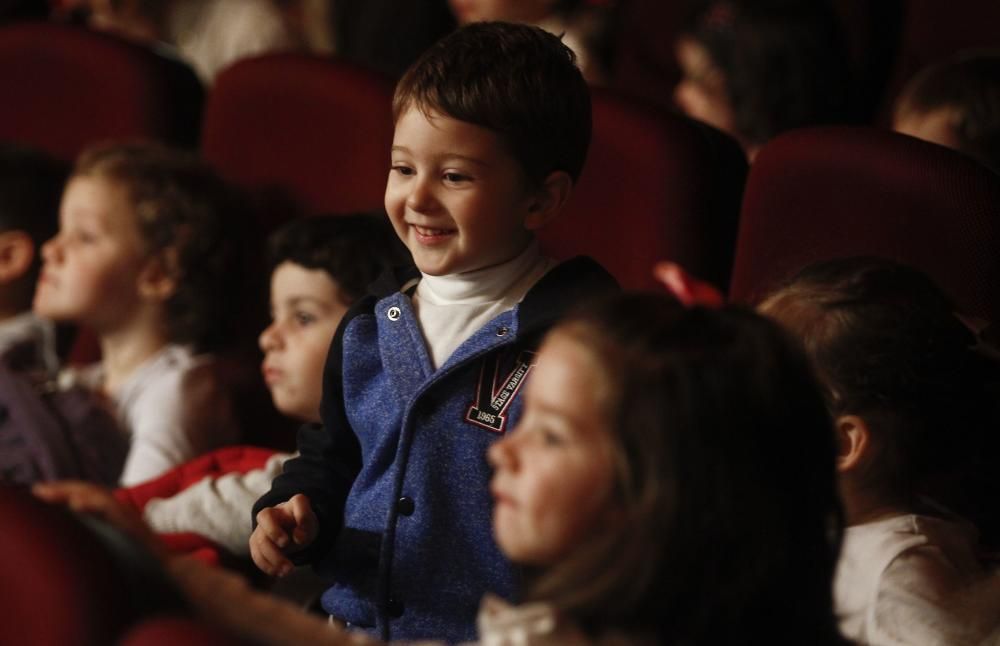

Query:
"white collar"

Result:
[[417, 240, 543, 305]]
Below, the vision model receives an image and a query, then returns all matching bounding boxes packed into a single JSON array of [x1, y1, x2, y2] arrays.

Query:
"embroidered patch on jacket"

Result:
[[466, 351, 537, 432]]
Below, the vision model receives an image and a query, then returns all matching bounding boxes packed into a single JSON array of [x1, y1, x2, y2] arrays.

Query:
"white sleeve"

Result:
[[871, 545, 1000, 646], [119, 359, 238, 487], [119, 367, 192, 486], [144, 452, 293, 556]]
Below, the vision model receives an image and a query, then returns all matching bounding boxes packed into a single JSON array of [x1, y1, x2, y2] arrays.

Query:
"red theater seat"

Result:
[[0, 484, 175, 645], [120, 616, 245, 646], [609, 0, 685, 110], [542, 90, 747, 291], [202, 53, 394, 223], [0, 21, 202, 161], [729, 126, 1000, 322]]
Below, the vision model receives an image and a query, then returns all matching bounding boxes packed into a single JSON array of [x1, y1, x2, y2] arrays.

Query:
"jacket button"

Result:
[[387, 597, 404, 618], [387, 306, 401, 321], [397, 496, 415, 516], [496, 326, 508, 337]]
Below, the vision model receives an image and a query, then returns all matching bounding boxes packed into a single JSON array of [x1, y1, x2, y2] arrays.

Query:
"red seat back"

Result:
[[120, 616, 246, 646], [608, 0, 685, 110], [542, 90, 747, 291], [730, 126, 1000, 322], [202, 53, 394, 223], [0, 485, 142, 645], [0, 22, 202, 161]]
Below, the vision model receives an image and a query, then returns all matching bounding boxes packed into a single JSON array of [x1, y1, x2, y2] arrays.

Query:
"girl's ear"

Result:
[[835, 414, 871, 473], [137, 249, 179, 302], [524, 170, 573, 231]]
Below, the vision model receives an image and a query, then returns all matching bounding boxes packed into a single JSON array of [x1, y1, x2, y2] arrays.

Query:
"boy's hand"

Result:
[[249, 494, 318, 577]]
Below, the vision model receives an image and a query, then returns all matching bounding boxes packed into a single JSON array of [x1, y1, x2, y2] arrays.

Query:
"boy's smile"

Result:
[[385, 107, 538, 276]]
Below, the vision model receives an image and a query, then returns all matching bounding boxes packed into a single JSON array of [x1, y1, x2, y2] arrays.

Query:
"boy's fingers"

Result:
[[250, 531, 293, 577], [255, 507, 292, 549], [287, 494, 317, 545]]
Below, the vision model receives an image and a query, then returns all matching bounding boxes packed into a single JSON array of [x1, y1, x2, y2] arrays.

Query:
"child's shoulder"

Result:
[[519, 256, 618, 316], [544, 256, 618, 288]]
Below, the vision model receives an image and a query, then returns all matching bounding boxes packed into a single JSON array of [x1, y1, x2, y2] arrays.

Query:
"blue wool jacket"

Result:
[[253, 257, 617, 643]]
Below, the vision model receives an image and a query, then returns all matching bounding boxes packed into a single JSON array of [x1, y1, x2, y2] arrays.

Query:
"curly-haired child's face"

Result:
[[33, 175, 149, 330], [385, 107, 538, 276], [259, 261, 348, 423], [488, 330, 616, 565]]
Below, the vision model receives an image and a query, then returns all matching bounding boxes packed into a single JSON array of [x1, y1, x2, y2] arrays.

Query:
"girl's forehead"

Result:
[[530, 331, 612, 423], [63, 175, 132, 223]]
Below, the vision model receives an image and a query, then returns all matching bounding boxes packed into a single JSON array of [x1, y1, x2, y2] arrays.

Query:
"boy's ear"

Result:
[[137, 250, 179, 302], [0, 231, 36, 284], [835, 414, 871, 473], [524, 170, 573, 231]]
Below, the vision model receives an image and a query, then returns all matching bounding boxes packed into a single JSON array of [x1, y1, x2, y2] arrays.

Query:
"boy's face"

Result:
[[33, 175, 148, 330], [259, 261, 348, 423], [385, 107, 537, 276]]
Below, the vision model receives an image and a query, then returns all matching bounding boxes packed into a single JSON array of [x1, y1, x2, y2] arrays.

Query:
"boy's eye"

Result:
[[443, 172, 470, 184], [391, 164, 415, 176]]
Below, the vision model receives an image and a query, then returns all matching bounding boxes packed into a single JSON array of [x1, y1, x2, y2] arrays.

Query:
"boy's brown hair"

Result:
[[72, 141, 245, 352], [392, 21, 592, 185]]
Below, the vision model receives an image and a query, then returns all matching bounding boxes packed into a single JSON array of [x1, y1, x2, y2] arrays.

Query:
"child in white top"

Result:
[[759, 257, 1000, 646], [33, 142, 242, 486]]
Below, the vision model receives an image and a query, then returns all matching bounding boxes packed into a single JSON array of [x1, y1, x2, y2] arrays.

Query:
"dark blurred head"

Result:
[[675, 0, 851, 155], [894, 51, 1000, 174]]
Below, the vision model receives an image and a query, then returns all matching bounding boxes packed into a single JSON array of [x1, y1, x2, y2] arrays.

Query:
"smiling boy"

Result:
[[251, 22, 616, 643]]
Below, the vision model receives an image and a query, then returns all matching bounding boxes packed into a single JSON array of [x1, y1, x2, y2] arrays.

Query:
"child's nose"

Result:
[[487, 435, 517, 470], [405, 177, 438, 213], [40, 236, 60, 262], [258, 322, 283, 352]]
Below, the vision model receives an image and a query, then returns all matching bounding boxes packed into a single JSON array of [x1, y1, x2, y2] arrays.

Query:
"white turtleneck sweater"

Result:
[[413, 241, 556, 369]]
